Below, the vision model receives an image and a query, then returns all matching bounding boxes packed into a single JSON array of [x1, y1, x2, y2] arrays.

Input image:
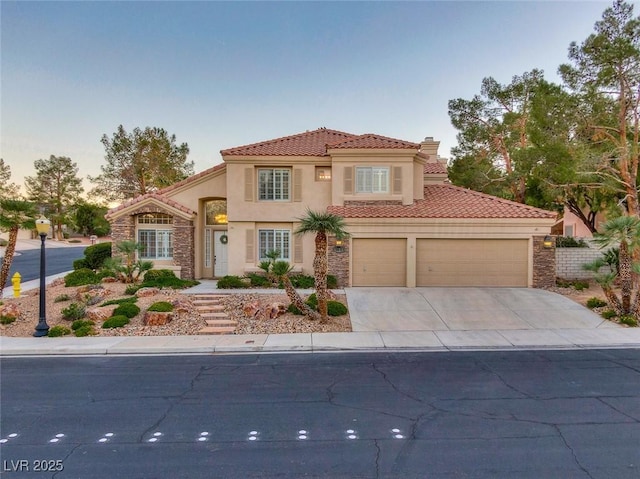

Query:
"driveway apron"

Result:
[[345, 287, 610, 332]]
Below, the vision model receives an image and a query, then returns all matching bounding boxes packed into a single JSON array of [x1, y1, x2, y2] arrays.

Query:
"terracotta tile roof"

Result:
[[106, 192, 196, 219], [327, 184, 557, 220], [328, 134, 420, 150], [424, 162, 448, 175], [157, 163, 226, 196], [221, 128, 357, 157]]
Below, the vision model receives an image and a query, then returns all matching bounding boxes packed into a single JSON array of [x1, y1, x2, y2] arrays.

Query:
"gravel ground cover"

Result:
[[0, 281, 351, 337]]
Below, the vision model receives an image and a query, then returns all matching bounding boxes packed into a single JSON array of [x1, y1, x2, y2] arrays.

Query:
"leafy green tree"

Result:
[[295, 210, 349, 322], [559, 0, 640, 217], [0, 199, 36, 298], [24, 155, 84, 240], [448, 69, 549, 204], [73, 202, 110, 237], [0, 159, 19, 199], [90, 125, 194, 202]]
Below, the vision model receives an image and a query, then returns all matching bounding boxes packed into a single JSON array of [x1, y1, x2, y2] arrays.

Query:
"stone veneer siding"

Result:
[[108, 204, 195, 280], [532, 235, 556, 288], [327, 236, 349, 288]]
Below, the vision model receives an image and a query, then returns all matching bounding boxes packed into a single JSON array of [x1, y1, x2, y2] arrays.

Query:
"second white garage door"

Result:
[[416, 239, 528, 287], [352, 238, 406, 286]]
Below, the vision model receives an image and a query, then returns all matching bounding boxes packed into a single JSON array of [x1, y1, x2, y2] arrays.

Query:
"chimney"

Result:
[[420, 137, 440, 161]]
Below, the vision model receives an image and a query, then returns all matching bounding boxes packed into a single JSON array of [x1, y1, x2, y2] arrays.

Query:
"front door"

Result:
[[214, 231, 228, 277]]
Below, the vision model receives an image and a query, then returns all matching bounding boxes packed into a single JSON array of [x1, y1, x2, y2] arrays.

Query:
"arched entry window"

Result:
[[205, 200, 227, 226]]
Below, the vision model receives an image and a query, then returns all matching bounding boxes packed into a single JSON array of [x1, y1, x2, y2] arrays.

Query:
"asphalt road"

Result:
[[3, 246, 87, 287], [1, 350, 639, 478]]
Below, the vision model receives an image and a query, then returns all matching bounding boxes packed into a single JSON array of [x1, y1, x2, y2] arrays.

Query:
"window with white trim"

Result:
[[355, 167, 389, 193], [258, 169, 290, 201], [138, 229, 173, 259], [258, 229, 290, 261]]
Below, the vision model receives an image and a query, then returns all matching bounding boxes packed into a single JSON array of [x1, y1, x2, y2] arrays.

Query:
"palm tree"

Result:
[[295, 210, 348, 322], [0, 199, 37, 298], [586, 216, 640, 315]]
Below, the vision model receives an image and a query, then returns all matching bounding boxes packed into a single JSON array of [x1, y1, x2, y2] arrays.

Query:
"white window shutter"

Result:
[[246, 229, 254, 262], [293, 168, 302, 202], [344, 167, 353, 195], [393, 166, 402, 195]]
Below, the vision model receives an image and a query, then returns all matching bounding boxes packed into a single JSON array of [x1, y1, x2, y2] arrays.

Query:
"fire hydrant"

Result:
[[11, 272, 21, 298]]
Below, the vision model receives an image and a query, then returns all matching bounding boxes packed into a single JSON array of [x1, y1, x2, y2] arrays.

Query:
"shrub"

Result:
[[248, 273, 272, 287], [125, 284, 141, 295], [619, 315, 638, 327], [48, 325, 71, 337], [556, 236, 588, 248], [147, 301, 173, 312], [74, 325, 96, 337], [217, 275, 246, 289], [327, 275, 338, 289], [71, 319, 95, 331], [143, 269, 177, 282], [64, 268, 100, 287], [100, 297, 138, 307], [586, 297, 607, 309], [0, 315, 16, 325], [142, 276, 199, 289], [327, 301, 348, 316], [82, 241, 112, 270], [573, 281, 589, 291], [73, 258, 89, 270], [102, 315, 130, 329], [0, 238, 7, 247], [601, 310, 616, 319], [112, 303, 140, 319], [287, 303, 304, 315], [305, 293, 318, 309], [54, 294, 71, 303], [290, 275, 315, 289], [61, 302, 86, 321]]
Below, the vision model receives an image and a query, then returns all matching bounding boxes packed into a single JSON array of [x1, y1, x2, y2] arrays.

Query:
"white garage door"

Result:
[[352, 239, 406, 286], [416, 239, 528, 287]]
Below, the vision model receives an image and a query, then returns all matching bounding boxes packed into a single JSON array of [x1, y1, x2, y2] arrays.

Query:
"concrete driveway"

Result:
[[345, 287, 615, 332]]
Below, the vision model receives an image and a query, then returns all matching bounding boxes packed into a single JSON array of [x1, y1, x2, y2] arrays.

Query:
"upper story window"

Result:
[[258, 168, 290, 201], [356, 167, 389, 194], [205, 200, 227, 225], [315, 167, 331, 181], [138, 213, 172, 224]]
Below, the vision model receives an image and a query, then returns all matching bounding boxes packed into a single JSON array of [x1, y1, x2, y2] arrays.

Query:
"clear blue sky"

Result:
[[1, 1, 632, 193]]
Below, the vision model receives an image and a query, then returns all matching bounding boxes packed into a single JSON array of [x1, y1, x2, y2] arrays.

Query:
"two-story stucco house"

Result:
[[106, 128, 557, 288]]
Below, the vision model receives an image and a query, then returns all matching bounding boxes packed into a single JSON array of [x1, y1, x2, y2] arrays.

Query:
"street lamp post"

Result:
[[33, 217, 51, 337]]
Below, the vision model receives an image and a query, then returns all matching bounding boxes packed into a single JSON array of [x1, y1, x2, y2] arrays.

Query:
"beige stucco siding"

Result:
[[225, 162, 331, 222]]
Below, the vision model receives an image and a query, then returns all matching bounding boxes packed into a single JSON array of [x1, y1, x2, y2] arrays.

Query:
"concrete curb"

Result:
[[2, 328, 640, 357]]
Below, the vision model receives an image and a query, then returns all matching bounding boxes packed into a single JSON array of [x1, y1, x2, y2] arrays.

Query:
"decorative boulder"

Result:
[[75, 286, 110, 305], [136, 287, 160, 298], [0, 303, 20, 320], [87, 306, 116, 322], [264, 302, 287, 319], [171, 299, 191, 315], [143, 311, 173, 326], [243, 301, 261, 318]]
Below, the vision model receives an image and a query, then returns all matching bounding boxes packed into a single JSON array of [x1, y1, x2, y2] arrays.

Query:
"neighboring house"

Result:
[[560, 206, 606, 238], [106, 128, 557, 288]]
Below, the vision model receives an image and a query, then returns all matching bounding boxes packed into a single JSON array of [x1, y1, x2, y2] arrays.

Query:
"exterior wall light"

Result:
[[334, 239, 344, 253], [543, 235, 554, 248]]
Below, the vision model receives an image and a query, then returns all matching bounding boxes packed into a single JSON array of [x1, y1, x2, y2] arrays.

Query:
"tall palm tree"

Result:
[[589, 216, 640, 315], [295, 210, 348, 322], [0, 199, 37, 298]]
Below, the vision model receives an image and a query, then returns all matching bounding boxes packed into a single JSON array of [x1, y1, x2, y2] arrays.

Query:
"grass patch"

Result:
[[99, 297, 138, 307]]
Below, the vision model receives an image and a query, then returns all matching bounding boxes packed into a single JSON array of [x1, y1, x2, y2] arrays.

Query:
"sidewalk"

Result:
[[2, 274, 640, 357]]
